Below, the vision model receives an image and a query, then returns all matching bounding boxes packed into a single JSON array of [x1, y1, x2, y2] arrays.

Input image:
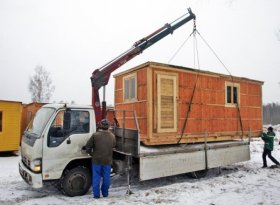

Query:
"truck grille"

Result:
[[22, 156, 31, 167]]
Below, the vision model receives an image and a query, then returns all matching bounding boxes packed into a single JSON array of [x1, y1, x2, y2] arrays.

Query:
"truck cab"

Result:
[[19, 104, 96, 196]]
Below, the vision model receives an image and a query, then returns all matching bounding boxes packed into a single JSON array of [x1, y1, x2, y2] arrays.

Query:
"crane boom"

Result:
[[91, 8, 196, 124]]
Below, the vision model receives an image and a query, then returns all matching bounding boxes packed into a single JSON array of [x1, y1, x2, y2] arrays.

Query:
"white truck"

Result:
[[19, 103, 250, 196], [19, 9, 251, 197]]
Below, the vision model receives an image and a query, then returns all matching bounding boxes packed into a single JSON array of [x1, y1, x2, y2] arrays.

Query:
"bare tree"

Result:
[[28, 65, 55, 102]]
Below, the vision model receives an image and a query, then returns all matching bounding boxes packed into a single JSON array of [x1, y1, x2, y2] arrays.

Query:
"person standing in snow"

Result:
[[261, 126, 280, 168], [85, 119, 116, 198]]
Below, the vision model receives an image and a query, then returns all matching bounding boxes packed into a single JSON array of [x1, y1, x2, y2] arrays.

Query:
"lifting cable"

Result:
[[171, 20, 244, 144], [168, 33, 192, 64], [177, 20, 201, 144], [195, 30, 244, 139]]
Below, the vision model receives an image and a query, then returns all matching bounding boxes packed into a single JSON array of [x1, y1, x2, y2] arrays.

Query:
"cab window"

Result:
[[48, 110, 90, 147]]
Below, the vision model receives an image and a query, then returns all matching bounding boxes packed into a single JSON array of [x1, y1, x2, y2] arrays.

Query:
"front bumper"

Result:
[[19, 160, 43, 188]]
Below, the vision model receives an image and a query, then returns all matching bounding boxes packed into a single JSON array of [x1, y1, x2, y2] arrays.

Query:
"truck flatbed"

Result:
[[137, 140, 250, 181], [139, 140, 249, 157]]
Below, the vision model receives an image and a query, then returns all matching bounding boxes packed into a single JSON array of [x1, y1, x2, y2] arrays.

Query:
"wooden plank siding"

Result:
[[115, 68, 148, 139], [114, 62, 263, 145], [157, 73, 178, 133], [0, 100, 22, 151]]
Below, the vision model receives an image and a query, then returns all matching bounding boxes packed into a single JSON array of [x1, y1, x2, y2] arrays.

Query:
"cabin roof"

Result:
[[0, 100, 22, 104], [113, 61, 264, 85], [23, 102, 46, 106]]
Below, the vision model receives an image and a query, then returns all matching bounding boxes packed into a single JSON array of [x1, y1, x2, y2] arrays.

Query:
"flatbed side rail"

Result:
[[138, 140, 250, 157], [113, 110, 140, 157]]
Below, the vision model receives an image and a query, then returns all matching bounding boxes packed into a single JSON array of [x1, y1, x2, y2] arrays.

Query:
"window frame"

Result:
[[225, 82, 240, 107], [47, 110, 90, 147], [123, 73, 137, 102], [0, 111, 2, 132]]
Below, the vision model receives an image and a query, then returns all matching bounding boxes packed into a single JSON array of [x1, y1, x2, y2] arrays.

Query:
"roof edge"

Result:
[[113, 61, 264, 84]]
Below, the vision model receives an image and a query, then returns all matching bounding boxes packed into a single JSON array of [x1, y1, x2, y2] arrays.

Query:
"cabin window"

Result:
[[157, 74, 178, 132], [123, 73, 137, 102], [225, 82, 240, 106], [0, 111, 2, 132]]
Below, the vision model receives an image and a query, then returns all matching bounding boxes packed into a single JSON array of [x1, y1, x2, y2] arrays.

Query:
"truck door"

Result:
[[42, 109, 91, 180]]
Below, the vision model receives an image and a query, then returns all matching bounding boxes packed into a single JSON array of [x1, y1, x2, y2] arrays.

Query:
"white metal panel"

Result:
[[207, 145, 250, 168], [139, 144, 250, 181], [140, 151, 206, 181]]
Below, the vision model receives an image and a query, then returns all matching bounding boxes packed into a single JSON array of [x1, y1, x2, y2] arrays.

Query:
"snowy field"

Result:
[[1, 134, 280, 205]]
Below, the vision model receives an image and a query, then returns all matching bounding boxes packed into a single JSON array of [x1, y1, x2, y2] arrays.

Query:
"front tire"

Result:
[[60, 166, 91, 197]]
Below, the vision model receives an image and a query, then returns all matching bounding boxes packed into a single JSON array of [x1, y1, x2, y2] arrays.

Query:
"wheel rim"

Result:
[[69, 173, 86, 192]]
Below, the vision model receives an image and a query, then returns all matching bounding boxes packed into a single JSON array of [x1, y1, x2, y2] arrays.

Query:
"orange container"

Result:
[[114, 62, 263, 145]]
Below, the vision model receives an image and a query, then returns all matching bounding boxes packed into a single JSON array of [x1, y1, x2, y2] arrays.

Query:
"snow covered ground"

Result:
[[1, 136, 280, 205]]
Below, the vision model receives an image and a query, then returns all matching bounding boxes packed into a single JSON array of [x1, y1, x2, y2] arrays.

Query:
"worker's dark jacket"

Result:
[[85, 130, 116, 165], [261, 131, 275, 151]]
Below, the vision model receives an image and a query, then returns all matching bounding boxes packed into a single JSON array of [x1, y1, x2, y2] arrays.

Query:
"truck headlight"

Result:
[[31, 159, 42, 172]]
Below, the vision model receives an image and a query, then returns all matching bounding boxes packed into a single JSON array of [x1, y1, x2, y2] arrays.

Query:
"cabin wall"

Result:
[[0, 101, 22, 151], [115, 68, 149, 140], [114, 63, 263, 145]]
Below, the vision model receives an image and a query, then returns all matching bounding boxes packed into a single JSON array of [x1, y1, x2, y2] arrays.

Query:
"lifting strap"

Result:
[[169, 20, 244, 144], [177, 20, 201, 144], [196, 31, 244, 139]]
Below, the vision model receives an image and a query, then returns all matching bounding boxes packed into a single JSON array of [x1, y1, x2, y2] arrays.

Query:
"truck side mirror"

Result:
[[63, 108, 72, 132]]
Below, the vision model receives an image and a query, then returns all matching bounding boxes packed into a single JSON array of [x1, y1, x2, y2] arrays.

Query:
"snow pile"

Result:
[[0, 137, 280, 205]]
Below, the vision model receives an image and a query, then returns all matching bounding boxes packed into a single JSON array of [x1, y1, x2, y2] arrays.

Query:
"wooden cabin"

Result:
[[0, 100, 22, 151], [114, 62, 263, 146], [21, 102, 46, 137]]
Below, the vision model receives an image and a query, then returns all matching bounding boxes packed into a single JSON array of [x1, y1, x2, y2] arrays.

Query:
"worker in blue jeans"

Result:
[[85, 119, 116, 198]]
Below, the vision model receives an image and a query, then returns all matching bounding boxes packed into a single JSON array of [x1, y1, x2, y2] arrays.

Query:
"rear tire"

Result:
[[60, 166, 91, 197]]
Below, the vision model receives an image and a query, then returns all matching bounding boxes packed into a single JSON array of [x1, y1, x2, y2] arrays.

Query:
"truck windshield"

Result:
[[26, 107, 55, 137]]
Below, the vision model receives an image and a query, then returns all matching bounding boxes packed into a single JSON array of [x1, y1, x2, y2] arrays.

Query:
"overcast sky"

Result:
[[0, 0, 279, 105]]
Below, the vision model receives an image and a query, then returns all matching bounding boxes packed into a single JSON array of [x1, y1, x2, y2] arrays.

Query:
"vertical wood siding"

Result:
[[114, 62, 263, 145], [0, 101, 22, 151]]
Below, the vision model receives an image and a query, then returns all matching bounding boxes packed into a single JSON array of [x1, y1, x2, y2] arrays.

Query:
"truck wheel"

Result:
[[60, 166, 91, 197], [187, 169, 208, 179]]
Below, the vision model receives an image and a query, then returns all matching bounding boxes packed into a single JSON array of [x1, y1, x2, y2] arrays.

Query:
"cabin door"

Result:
[[156, 73, 178, 133]]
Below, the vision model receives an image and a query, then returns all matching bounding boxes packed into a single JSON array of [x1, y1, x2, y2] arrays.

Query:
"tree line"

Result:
[[263, 103, 280, 125]]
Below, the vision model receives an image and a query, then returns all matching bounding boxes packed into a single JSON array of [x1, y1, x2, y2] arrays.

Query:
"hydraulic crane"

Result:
[[91, 8, 195, 125]]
